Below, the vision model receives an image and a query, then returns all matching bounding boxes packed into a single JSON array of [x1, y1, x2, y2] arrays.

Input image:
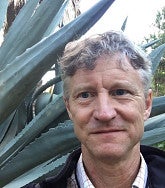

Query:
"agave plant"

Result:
[[0, 0, 116, 187], [0, 0, 165, 187]]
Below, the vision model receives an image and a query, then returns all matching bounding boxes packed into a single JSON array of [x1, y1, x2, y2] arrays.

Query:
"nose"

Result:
[[93, 94, 117, 122]]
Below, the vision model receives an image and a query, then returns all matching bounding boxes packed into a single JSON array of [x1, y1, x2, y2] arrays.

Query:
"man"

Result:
[[26, 31, 165, 187]]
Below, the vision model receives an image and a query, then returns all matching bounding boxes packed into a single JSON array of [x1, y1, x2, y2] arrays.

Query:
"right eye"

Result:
[[78, 92, 92, 99]]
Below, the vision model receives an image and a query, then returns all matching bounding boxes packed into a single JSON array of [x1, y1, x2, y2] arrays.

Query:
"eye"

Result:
[[111, 89, 130, 96], [78, 92, 94, 99]]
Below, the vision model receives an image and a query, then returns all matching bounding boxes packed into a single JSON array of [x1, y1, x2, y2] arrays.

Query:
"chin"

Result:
[[90, 144, 128, 161]]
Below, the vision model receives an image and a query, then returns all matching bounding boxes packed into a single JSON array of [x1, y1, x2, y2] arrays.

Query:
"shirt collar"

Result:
[[76, 154, 94, 188], [132, 153, 148, 188], [76, 153, 148, 188]]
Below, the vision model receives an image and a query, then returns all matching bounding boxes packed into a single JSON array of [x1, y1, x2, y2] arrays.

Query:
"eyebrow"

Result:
[[72, 84, 95, 94], [110, 81, 140, 92]]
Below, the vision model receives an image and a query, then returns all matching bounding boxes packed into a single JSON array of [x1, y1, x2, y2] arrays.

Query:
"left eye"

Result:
[[111, 89, 129, 96]]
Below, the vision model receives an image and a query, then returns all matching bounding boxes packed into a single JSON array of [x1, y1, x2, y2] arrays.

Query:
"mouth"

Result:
[[92, 129, 124, 134]]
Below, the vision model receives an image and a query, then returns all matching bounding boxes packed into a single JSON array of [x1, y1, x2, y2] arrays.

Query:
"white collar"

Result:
[[76, 153, 148, 188]]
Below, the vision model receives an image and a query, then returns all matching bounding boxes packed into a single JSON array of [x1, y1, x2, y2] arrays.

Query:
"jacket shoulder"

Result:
[[141, 145, 165, 187], [24, 148, 81, 188]]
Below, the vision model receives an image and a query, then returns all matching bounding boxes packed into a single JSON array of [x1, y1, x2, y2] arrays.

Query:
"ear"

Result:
[[63, 97, 73, 120], [144, 89, 152, 121]]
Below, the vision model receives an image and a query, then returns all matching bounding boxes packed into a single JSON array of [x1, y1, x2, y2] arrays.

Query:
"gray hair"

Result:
[[59, 31, 152, 98]]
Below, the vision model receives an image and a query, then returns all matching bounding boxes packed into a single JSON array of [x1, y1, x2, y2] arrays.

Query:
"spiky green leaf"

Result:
[[0, 121, 79, 187], [0, 0, 66, 69], [144, 113, 165, 132], [121, 16, 128, 31], [0, 0, 8, 30], [142, 39, 160, 49], [0, 0, 115, 124], [149, 43, 165, 73], [43, 0, 70, 38], [4, 153, 70, 188], [150, 96, 165, 117], [0, 94, 65, 167], [142, 126, 165, 146]]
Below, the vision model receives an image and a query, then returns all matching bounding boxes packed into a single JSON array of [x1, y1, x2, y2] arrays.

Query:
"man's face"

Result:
[[65, 55, 152, 161]]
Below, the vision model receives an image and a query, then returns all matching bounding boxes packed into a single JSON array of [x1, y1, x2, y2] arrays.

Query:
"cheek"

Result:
[[69, 103, 93, 124], [122, 100, 145, 121], [120, 102, 145, 134], [130, 114, 144, 141], [69, 108, 89, 129], [70, 108, 93, 141]]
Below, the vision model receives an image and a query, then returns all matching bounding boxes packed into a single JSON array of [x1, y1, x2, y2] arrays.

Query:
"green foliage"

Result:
[[0, 0, 115, 187], [153, 141, 165, 151], [143, 6, 165, 151], [144, 6, 165, 97], [152, 60, 165, 96]]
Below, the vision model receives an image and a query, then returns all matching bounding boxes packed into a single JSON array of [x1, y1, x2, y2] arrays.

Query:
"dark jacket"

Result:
[[25, 145, 165, 188]]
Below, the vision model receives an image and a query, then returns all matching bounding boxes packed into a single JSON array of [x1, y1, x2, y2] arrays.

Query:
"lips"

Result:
[[92, 129, 124, 134]]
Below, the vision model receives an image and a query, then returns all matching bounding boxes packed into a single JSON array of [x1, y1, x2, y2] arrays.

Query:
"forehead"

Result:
[[68, 54, 142, 89]]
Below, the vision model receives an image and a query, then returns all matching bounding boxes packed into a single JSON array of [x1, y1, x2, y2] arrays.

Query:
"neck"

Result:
[[81, 145, 141, 188]]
